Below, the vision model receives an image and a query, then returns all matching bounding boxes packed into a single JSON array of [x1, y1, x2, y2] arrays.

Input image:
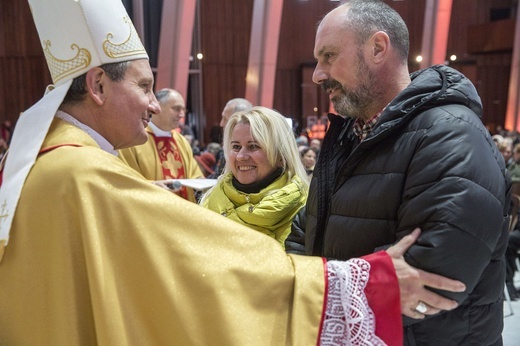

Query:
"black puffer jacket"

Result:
[[306, 65, 510, 345]]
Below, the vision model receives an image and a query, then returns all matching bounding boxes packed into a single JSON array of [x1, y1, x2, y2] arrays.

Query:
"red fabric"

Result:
[[362, 251, 403, 346], [151, 134, 188, 200], [39, 144, 82, 154]]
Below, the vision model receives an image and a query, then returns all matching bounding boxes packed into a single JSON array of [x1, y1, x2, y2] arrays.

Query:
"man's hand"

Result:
[[387, 228, 466, 319], [152, 180, 181, 192]]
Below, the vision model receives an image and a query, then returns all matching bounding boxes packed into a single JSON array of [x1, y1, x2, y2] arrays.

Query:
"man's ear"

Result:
[[85, 67, 106, 106], [370, 31, 390, 64]]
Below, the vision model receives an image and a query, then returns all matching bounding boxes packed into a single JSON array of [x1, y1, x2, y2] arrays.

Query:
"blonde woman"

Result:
[[201, 107, 308, 249]]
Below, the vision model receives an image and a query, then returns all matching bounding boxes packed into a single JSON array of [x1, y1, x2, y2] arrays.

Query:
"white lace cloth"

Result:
[[320, 259, 386, 346]]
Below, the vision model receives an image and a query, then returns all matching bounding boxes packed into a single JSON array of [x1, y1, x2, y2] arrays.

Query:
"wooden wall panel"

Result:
[[475, 54, 511, 130], [468, 19, 515, 53], [2, 0, 519, 141], [387, 0, 426, 71], [274, 0, 336, 130], [450, 0, 484, 60], [0, 0, 51, 124], [200, 0, 253, 145], [451, 0, 515, 129], [274, 67, 301, 119], [300, 63, 329, 132]]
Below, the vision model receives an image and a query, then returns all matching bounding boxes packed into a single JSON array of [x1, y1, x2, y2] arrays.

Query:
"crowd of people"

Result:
[[493, 131, 520, 302], [0, 0, 515, 344]]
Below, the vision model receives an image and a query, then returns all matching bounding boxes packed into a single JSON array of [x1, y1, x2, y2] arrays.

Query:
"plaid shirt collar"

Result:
[[352, 111, 383, 141]]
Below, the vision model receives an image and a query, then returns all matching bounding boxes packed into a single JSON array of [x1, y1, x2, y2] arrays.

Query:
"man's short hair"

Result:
[[155, 89, 173, 104], [62, 61, 130, 105], [343, 0, 409, 62]]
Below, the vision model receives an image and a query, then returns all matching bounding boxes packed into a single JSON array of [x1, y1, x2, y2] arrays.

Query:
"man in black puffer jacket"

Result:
[[307, 1, 510, 345]]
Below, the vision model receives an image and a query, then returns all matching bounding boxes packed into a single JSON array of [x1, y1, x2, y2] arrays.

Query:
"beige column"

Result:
[[245, 0, 284, 107], [420, 0, 453, 69], [505, 6, 520, 131], [155, 0, 197, 98]]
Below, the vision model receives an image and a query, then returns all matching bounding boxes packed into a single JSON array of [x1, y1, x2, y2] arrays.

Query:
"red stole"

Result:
[[151, 134, 188, 200]]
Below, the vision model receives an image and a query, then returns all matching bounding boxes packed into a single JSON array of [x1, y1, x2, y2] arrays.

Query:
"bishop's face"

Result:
[[102, 59, 160, 149]]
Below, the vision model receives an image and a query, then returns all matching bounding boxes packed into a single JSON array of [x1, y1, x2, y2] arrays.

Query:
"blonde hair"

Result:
[[223, 106, 309, 190]]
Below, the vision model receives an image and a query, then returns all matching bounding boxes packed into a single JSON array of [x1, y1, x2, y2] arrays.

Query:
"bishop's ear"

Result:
[[85, 67, 107, 105]]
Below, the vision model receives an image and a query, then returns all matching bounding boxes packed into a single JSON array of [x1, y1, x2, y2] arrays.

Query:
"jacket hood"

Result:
[[383, 65, 483, 125]]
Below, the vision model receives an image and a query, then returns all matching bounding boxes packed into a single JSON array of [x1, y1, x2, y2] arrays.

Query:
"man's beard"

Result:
[[330, 83, 373, 117], [322, 56, 377, 117]]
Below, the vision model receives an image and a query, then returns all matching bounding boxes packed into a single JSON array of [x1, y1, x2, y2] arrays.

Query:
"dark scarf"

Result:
[[232, 167, 284, 194]]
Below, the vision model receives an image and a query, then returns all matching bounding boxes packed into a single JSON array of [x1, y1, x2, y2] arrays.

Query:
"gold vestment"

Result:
[[0, 119, 324, 345]]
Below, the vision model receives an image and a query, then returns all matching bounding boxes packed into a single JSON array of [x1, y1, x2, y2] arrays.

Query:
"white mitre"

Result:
[[0, 0, 149, 262]]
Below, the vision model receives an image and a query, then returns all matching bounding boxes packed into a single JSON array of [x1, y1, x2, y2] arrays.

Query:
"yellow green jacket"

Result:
[[202, 172, 307, 247]]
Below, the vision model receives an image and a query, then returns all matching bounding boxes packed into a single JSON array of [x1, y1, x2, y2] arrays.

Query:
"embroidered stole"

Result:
[[151, 134, 188, 199]]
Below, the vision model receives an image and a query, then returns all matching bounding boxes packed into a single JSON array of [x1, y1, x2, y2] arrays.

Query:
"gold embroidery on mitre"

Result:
[[103, 16, 146, 58], [43, 40, 92, 83]]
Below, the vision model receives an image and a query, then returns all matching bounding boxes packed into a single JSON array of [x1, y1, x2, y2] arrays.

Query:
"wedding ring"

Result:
[[415, 301, 428, 314]]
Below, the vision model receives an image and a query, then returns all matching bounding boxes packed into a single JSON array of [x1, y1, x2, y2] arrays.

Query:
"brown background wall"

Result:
[[1, 0, 517, 144], [0, 0, 52, 122], [200, 0, 254, 142]]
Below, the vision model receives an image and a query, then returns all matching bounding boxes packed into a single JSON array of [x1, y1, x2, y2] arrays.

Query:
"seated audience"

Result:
[[499, 140, 514, 166], [300, 147, 317, 181], [507, 143, 520, 180], [309, 138, 321, 158], [195, 152, 216, 178], [506, 226, 520, 300], [506, 142, 520, 300], [205, 142, 222, 159]]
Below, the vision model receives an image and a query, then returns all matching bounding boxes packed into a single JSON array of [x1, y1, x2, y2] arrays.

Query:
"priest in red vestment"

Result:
[[119, 88, 203, 202]]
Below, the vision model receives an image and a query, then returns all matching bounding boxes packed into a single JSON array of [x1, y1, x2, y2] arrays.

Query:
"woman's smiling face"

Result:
[[228, 123, 276, 185]]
